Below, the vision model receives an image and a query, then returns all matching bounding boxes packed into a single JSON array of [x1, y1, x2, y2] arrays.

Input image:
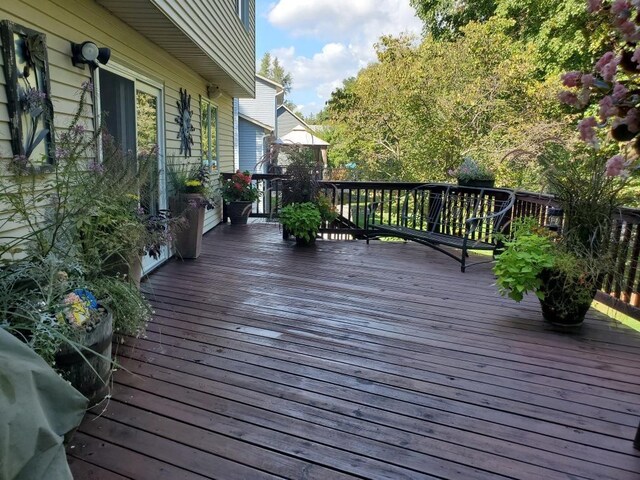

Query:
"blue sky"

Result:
[[255, 0, 423, 116]]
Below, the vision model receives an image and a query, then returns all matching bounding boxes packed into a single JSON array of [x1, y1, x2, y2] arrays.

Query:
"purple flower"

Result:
[[561, 71, 582, 87], [587, 0, 603, 13], [611, 0, 631, 15], [558, 90, 579, 106], [623, 108, 640, 133], [81, 80, 94, 93], [595, 52, 620, 82], [632, 47, 640, 64], [55, 146, 71, 160], [87, 160, 105, 174], [612, 82, 628, 102], [599, 96, 617, 121], [72, 124, 86, 136], [581, 73, 595, 89], [578, 117, 598, 145], [605, 154, 629, 177]]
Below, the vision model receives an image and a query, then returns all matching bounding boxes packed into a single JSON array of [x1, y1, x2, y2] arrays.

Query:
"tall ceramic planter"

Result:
[[55, 308, 113, 407], [227, 201, 252, 225], [171, 194, 205, 259]]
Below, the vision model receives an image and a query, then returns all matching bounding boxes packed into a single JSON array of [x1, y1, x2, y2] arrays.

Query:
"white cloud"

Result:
[[265, 0, 422, 114]]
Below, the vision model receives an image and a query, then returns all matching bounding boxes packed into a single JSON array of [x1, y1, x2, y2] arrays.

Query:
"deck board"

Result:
[[68, 224, 640, 479]]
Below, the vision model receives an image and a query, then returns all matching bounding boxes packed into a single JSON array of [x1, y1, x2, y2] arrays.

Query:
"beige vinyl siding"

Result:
[[0, 0, 239, 247]]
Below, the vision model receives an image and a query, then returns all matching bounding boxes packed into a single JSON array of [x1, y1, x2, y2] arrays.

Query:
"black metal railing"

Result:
[[220, 172, 640, 319]]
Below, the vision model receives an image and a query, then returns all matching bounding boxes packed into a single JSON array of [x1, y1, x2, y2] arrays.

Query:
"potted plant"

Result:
[[0, 86, 154, 406], [493, 218, 601, 326], [279, 202, 322, 246], [449, 156, 495, 188], [219, 170, 261, 224], [168, 162, 215, 258]]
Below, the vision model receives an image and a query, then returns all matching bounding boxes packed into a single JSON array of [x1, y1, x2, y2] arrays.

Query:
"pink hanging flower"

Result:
[[612, 82, 629, 102], [598, 96, 617, 121], [611, 0, 631, 15], [605, 154, 629, 177], [632, 47, 640, 64], [561, 71, 582, 87], [624, 108, 640, 133], [581, 73, 596, 88], [578, 117, 599, 145], [558, 90, 580, 106], [595, 52, 620, 82], [587, 0, 603, 13]]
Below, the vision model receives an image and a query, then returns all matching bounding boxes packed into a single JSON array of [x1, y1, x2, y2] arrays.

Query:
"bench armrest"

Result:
[[463, 194, 515, 243]]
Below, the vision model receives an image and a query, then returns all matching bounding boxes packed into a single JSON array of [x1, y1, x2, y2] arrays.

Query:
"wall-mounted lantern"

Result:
[[71, 41, 110, 69]]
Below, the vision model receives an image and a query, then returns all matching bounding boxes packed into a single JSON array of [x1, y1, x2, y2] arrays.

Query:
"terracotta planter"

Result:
[[227, 201, 252, 225], [55, 308, 113, 407], [171, 194, 205, 259]]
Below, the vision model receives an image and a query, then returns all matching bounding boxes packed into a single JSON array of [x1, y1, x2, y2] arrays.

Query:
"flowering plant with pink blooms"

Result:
[[219, 170, 261, 203], [552, 0, 640, 255], [559, 0, 640, 178]]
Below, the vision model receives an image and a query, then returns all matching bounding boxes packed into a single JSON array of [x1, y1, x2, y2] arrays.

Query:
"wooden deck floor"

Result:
[[67, 224, 640, 479]]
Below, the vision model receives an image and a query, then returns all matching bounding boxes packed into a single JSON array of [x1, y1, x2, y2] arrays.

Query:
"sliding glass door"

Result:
[[98, 66, 167, 273]]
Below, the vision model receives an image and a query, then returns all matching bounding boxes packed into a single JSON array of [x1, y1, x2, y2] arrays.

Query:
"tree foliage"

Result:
[[325, 19, 564, 187], [258, 53, 293, 96], [410, 0, 604, 74]]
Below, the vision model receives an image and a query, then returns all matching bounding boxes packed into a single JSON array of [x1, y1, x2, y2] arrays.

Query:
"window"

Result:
[[201, 99, 218, 169], [236, 0, 249, 29]]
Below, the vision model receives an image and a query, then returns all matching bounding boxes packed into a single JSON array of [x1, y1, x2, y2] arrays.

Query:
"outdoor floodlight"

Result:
[[71, 41, 111, 69]]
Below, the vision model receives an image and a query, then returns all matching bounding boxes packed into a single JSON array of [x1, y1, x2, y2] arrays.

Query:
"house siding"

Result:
[[0, 0, 242, 254], [238, 117, 267, 173], [151, 0, 255, 97], [238, 78, 277, 129], [277, 106, 307, 137]]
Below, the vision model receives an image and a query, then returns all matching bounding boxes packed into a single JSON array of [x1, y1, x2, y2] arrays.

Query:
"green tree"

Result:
[[410, 0, 604, 74], [326, 20, 564, 187], [410, 0, 497, 39], [258, 52, 293, 96]]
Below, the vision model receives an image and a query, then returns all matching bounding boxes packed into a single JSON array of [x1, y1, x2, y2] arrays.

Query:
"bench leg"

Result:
[[461, 249, 466, 273]]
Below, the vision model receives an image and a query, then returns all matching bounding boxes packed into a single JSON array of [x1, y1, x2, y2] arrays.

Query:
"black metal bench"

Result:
[[365, 183, 515, 272]]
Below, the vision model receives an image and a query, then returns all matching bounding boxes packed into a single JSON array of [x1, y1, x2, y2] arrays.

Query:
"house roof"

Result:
[[277, 104, 312, 131], [276, 125, 329, 147], [255, 74, 284, 92], [239, 114, 273, 132]]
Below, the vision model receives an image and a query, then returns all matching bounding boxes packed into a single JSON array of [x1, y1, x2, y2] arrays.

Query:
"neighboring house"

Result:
[[276, 105, 330, 171], [277, 104, 308, 138], [0, 0, 255, 272], [237, 75, 283, 173], [277, 125, 329, 170]]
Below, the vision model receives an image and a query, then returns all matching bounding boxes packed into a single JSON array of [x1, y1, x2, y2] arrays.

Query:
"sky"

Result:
[[255, 0, 424, 116]]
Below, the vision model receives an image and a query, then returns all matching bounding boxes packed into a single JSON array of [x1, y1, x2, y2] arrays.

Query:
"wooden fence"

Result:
[[221, 173, 640, 319]]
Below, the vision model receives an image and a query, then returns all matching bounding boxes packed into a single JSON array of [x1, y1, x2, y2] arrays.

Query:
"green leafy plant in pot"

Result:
[[279, 202, 322, 246], [494, 218, 602, 326]]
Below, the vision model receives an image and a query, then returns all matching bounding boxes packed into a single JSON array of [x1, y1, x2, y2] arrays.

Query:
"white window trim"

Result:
[[200, 98, 219, 170]]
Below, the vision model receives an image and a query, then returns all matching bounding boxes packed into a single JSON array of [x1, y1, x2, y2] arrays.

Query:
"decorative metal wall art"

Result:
[[175, 88, 194, 157], [0, 21, 55, 169]]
